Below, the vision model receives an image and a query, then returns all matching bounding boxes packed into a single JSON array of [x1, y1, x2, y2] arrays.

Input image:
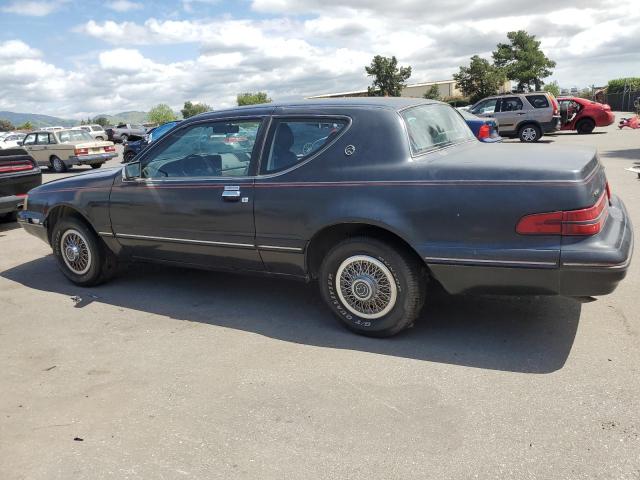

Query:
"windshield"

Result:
[[149, 121, 178, 143], [57, 130, 94, 143], [401, 104, 475, 155]]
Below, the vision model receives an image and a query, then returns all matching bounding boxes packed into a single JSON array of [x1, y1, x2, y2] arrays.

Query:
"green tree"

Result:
[[492, 30, 556, 92], [606, 77, 640, 94], [181, 101, 212, 119], [92, 116, 109, 127], [148, 104, 177, 124], [543, 81, 560, 97], [0, 119, 16, 131], [236, 92, 272, 106], [423, 85, 441, 100], [453, 55, 507, 103], [365, 55, 412, 97], [16, 121, 34, 130]]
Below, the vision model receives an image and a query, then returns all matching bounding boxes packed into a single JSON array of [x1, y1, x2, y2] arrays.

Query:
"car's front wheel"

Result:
[[518, 124, 541, 142], [52, 217, 117, 286], [319, 237, 425, 337], [576, 118, 595, 134], [50, 155, 67, 173]]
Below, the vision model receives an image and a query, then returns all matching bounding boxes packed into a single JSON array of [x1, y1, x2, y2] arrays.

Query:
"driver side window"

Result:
[[141, 120, 261, 179]]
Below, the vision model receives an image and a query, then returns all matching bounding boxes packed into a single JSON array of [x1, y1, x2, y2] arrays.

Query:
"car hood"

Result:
[[30, 165, 120, 194]]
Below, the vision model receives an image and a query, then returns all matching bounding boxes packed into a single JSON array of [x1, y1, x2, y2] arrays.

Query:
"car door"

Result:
[[23, 133, 47, 165], [493, 96, 524, 133], [109, 117, 267, 272]]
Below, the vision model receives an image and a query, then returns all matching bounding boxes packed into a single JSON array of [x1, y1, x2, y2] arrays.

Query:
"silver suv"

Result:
[[468, 92, 560, 142]]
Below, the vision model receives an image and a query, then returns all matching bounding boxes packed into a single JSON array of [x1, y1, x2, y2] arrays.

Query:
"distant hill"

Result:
[[0, 111, 75, 128], [95, 111, 149, 125], [0, 110, 149, 128]]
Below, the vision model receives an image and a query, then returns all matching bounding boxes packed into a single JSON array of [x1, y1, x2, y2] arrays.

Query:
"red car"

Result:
[[558, 97, 615, 134]]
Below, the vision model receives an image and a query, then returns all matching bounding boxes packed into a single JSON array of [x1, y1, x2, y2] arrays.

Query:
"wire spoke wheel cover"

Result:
[[336, 255, 398, 319], [60, 229, 92, 275]]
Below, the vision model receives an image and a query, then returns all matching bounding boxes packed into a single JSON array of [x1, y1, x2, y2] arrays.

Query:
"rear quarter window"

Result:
[[401, 104, 475, 155], [526, 95, 550, 109]]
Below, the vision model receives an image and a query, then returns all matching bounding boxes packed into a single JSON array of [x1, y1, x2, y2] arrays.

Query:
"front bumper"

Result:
[[67, 152, 117, 165], [17, 209, 49, 243]]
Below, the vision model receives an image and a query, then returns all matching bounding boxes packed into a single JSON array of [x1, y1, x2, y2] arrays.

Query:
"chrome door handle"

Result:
[[222, 189, 241, 201]]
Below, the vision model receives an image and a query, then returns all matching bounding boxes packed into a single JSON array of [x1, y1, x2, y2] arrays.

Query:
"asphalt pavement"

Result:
[[1, 123, 639, 479]]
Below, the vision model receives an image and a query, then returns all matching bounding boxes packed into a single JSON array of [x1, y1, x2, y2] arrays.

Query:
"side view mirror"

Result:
[[16, 141, 23, 146], [123, 161, 141, 180]]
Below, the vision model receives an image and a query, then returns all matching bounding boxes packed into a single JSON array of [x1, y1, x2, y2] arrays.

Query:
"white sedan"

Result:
[[0, 133, 26, 149]]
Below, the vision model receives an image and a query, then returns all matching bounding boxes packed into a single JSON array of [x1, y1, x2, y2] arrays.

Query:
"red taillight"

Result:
[[0, 160, 35, 173], [74, 148, 89, 156], [550, 96, 559, 116], [478, 124, 490, 139], [517, 191, 609, 236], [104, 145, 116, 152]]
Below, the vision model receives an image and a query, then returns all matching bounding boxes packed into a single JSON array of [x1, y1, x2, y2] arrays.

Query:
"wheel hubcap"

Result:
[[523, 128, 536, 141], [61, 229, 91, 275], [336, 255, 398, 319]]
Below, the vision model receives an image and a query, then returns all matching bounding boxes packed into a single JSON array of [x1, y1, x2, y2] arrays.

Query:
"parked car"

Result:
[[111, 123, 147, 143], [18, 99, 633, 337], [123, 121, 180, 163], [42, 126, 64, 132], [458, 109, 501, 142], [558, 97, 615, 134], [72, 124, 108, 141], [20, 129, 117, 172], [0, 148, 41, 222], [469, 92, 560, 142], [0, 133, 26, 149]]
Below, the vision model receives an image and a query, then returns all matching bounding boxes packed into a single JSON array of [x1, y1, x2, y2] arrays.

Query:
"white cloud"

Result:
[[2, 1, 640, 117], [106, 0, 143, 12], [1, 0, 67, 16]]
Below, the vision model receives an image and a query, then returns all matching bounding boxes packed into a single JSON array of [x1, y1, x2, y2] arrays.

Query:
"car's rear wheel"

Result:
[[576, 118, 595, 134], [120, 134, 128, 143], [0, 211, 17, 222], [96, 136, 104, 140], [319, 237, 425, 337], [52, 217, 117, 286], [90, 163, 102, 169], [518, 124, 541, 142], [50, 155, 67, 173]]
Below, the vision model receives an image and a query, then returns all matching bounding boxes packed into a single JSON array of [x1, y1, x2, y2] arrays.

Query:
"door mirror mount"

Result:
[[123, 161, 141, 180]]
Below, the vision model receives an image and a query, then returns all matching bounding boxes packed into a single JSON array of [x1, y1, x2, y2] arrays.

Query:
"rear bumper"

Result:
[[0, 194, 25, 215], [68, 152, 117, 165], [541, 117, 561, 133], [427, 195, 633, 297]]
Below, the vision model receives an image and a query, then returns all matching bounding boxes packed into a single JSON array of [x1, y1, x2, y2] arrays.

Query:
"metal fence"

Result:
[[605, 91, 640, 112]]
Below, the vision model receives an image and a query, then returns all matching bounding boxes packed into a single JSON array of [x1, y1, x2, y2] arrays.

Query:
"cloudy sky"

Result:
[[0, 0, 638, 118]]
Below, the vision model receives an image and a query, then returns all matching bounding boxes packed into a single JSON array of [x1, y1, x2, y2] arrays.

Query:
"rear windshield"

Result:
[[526, 95, 550, 108], [57, 130, 94, 143], [401, 104, 475, 155]]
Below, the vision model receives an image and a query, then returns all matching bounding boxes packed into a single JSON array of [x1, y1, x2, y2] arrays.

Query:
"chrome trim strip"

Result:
[[257, 245, 304, 252], [561, 261, 630, 269], [115, 233, 254, 248], [424, 256, 557, 267], [98, 231, 114, 237]]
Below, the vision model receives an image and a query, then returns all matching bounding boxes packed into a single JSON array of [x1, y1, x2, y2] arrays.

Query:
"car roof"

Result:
[[192, 97, 441, 119]]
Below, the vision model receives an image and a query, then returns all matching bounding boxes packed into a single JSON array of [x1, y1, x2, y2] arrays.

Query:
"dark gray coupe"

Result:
[[19, 99, 633, 337]]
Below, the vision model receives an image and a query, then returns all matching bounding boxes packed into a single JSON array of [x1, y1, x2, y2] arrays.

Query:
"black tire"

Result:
[[50, 155, 67, 173], [51, 217, 117, 286], [0, 211, 18, 222], [518, 124, 542, 142], [96, 136, 104, 141], [576, 118, 595, 134], [319, 237, 425, 337], [120, 134, 128, 143], [90, 163, 103, 169]]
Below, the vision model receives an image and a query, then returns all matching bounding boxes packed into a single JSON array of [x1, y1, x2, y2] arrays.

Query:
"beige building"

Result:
[[309, 79, 511, 100]]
